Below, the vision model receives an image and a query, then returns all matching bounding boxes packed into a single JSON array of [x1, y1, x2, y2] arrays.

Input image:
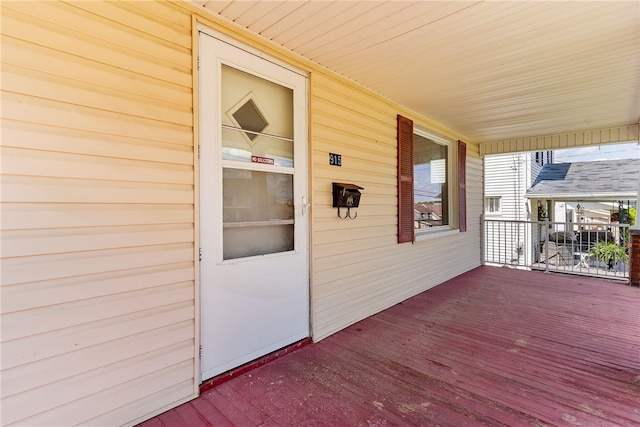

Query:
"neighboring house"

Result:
[[1, 3, 480, 426], [527, 158, 640, 224], [483, 151, 552, 264], [484, 150, 552, 220], [414, 203, 443, 228], [526, 158, 639, 266]]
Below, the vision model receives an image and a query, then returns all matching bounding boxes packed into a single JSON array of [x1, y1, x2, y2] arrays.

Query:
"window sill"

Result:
[[415, 228, 460, 242]]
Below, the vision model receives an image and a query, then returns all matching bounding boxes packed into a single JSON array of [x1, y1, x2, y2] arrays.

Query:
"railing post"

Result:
[[544, 217, 550, 273], [628, 172, 640, 284], [630, 230, 640, 286], [480, 214, 485, 265]]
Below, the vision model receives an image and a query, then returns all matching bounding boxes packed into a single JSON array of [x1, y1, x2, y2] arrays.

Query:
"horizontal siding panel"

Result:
[[4, 348, 194, 426], [1, 302, 194, 370], [1, 120, 193, 165], [88, 378, 195, 427], [2, 263, 194, 313], [2, 282, 193, 341], [313, 106, 395, 146], [314, 202, 394, 221], [2, 224, 193, 258], [2, 176, 193, 204], [314, 205, 397, 222], [315, 251, 417, 288], [130, 0, 193, 29], [66, 0, 192, 48], [3, 93, 192, 146], [313, 225, 396, 246], [2, 147, 193, 184], [313, 128, 396, 164], [316, 237, 466, 298], [1, 243, 194, 286], [312, 165, 395, 187], [3, 64, 192, 126], [1, 7, 191, 88], [314, 245, 402, 273], [2, 203, 193, 230], [313, 78, 396, 124], [4, 1, 191, 63], [3, 321, 194, 398], [313, 236, 396, 260], [41, 372, 195, 427], [315, 275, 421, 322], [312, 145, 395, 175], [2, 36, 192, 108]]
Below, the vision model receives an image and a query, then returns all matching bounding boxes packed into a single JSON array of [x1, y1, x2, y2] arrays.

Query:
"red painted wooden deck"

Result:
[[140, 266, 640, 426]]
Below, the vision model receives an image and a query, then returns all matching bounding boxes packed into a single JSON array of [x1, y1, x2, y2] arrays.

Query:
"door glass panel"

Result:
[[221, 128, 293, 167], [222, 65, 293, 139], [223, 168, 294, 259], [224, 224, 294, 260]]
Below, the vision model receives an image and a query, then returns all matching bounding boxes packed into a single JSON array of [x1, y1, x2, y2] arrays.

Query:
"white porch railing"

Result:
[[483, 217, 630, 281]]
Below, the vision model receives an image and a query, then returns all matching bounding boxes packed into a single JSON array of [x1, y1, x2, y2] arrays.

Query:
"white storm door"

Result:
[[199, 32, 309, 381]]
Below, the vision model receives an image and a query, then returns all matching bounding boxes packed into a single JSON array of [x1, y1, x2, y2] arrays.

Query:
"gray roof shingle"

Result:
[[526, 159, 639, 200]]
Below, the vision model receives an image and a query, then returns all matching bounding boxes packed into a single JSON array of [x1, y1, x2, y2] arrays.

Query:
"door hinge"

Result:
[[197, 145, 201, 159], [199, 248, 202, 262], [199, 345, 203, 359], [197, 56, 200, 70]]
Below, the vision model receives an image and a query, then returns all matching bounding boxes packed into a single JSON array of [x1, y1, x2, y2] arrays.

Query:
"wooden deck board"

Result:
[[141, 266, 640, 426]]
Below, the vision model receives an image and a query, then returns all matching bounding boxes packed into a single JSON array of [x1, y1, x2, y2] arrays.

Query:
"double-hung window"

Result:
[[414, 129, 450, 229], [397, 115, 466, 243]]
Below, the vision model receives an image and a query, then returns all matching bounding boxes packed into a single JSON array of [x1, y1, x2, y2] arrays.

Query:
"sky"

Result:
[[553, 141, 639, 163]]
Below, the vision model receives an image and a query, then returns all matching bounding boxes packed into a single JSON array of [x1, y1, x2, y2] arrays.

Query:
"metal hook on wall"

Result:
[[337, 206, 358, 219]]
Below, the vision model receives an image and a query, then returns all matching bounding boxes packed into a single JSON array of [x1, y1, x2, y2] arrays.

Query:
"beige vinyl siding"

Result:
[[310, 72, 482, 340], [2, 0, 485, 425], [0, 1, 196, 426]]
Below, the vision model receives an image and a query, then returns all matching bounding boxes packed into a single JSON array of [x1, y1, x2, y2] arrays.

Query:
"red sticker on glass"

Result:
[[251, 155, 275, 165]]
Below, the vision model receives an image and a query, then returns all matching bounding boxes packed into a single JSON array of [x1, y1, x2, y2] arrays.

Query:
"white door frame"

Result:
[[197, 27, 310, 382]]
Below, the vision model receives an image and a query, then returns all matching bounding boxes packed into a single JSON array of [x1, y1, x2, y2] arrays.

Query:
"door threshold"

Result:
[[199, 337, 312, 394]]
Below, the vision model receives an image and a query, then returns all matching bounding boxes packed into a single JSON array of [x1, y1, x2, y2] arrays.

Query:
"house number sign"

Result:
[[329, 153, 342, 167]]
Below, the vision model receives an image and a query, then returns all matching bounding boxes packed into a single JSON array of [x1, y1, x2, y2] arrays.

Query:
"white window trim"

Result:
[[485, 196, 502, 215], [415, 228, 460, 242], [413, 126, 455, 237]]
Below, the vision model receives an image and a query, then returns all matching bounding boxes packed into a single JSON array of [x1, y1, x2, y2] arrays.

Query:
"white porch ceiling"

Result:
[[194, 1, 639, 145]]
